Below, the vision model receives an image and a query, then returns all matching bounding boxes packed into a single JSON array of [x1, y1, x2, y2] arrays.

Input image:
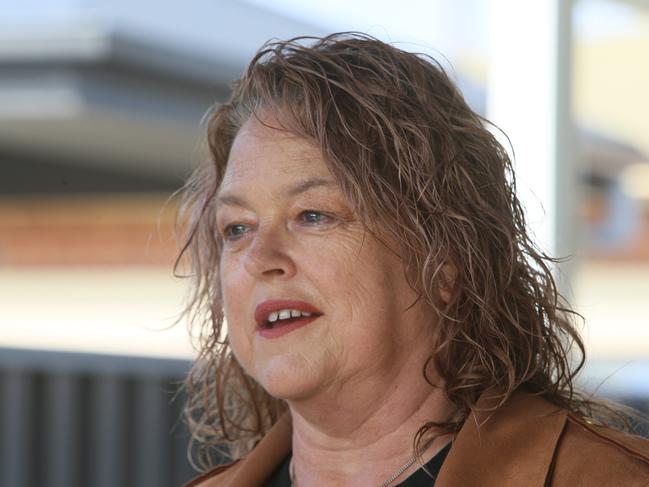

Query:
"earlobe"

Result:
[[439, 262, 457, 304]]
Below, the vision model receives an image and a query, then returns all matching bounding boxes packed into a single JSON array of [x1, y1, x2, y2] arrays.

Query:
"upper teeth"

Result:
[[268, 309, 313, 323]]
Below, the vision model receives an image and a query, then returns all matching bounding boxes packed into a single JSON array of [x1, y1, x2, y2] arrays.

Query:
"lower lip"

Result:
[[258, 316, 320, 339]]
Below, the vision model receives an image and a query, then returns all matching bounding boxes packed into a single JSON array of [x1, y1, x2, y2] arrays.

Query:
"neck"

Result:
[[287, 367, 455, 486]]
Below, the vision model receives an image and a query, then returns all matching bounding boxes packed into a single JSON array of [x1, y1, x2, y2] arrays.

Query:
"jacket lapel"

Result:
[[436, 389, 568, 487]]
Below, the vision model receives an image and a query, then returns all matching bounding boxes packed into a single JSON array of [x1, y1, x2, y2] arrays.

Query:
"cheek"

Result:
[[219, 255, 254, 365], [220, 256, 244, 316], [308, 236, 397, 329]]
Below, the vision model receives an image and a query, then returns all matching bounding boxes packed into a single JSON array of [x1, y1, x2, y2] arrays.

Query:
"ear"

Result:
[[439, 262, 457, 304]]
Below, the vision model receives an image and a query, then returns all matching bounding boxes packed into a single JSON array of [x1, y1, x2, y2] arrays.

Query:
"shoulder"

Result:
[[549, 412, 649, 486], [439, 389, 649, 487]]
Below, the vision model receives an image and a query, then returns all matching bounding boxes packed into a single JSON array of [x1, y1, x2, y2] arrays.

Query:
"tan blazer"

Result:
[[185, 390, 649, 486]]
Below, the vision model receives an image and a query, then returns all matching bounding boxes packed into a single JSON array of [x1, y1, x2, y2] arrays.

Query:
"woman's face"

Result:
[[216, 116, 436, 401]]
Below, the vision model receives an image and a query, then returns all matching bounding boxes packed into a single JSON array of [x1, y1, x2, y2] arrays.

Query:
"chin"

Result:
[[255, 355, 324, 401]]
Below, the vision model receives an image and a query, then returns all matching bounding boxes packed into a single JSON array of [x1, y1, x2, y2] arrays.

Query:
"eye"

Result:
[[299, 210, 334, 225], [222, 223, 250, 241]]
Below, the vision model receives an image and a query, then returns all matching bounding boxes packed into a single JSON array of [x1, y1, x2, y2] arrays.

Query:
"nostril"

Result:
[[263, 268, 286, 276]]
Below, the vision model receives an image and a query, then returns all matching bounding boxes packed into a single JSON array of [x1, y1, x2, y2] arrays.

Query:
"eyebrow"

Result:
[[216, 177, 337, 209]]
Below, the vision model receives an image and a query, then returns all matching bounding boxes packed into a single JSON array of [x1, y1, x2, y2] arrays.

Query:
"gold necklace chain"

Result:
[[288, 438, 436, 487]]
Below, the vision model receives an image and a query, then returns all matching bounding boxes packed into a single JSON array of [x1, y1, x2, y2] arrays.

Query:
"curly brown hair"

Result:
[[176, 32, 633, 470]]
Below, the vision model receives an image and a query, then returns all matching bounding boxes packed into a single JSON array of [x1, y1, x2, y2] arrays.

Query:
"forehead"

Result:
[[222, 116, 330, 185]]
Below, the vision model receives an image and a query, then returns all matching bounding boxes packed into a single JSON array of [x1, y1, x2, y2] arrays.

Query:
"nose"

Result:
[[242, 225, 297, 280]]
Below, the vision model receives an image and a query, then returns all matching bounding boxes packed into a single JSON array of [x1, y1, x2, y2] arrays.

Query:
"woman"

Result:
[[178, 33, 649, 486]]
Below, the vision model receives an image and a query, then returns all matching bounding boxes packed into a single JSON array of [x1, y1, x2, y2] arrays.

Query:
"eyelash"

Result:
[[221, 210, 335, 242]]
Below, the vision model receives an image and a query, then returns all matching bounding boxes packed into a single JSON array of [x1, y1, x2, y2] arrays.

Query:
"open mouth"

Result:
[[258, 313, 321, 338], [255, 300, 324, 338], [261, 310, 317, 329]]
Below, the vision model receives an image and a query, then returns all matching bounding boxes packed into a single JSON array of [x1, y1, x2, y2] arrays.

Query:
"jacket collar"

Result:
[[435, 389, 567, 487], [187, 389, 568, 486]]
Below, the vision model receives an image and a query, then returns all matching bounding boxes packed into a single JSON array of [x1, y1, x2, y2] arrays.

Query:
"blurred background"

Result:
[[0, 0, 648, 486]]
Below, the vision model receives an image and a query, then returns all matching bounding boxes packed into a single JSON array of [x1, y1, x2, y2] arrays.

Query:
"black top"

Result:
[[265, 442, 452, 486]]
